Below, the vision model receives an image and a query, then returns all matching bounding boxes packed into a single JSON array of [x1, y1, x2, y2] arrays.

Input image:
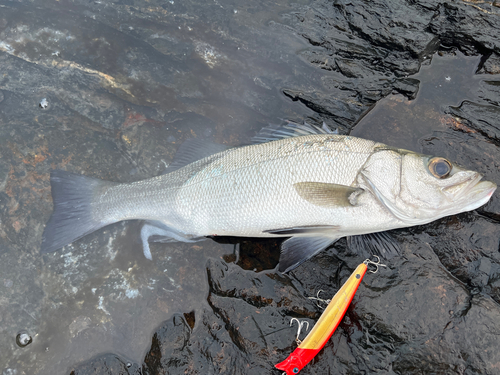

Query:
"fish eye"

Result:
[[428, 157, 452, 179]]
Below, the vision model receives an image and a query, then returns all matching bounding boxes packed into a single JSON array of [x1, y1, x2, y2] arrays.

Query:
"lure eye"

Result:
[[428, 157, 452, 179]]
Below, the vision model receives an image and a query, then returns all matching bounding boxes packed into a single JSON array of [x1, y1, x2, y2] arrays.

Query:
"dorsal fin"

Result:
[[162, 138, 229, 174], [250, 121, 337, 145]]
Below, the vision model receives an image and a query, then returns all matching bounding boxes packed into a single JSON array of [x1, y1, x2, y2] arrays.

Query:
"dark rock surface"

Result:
[[1, 0, 499, 374]]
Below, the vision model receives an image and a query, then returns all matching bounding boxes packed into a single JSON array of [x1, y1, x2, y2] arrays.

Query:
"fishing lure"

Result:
[[275, 258, 383, 374]]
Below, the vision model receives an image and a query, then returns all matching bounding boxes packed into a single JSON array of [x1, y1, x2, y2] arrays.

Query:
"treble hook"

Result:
[[307, 290, 331, 309], [363, 255, 387, 273], [290, 318, 309, 345]]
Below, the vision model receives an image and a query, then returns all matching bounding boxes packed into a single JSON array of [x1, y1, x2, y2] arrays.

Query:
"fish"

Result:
[[40, 122, 497, 272]]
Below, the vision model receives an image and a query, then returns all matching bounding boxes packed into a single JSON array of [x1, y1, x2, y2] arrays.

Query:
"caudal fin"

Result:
[[41, 170, 116, 253]]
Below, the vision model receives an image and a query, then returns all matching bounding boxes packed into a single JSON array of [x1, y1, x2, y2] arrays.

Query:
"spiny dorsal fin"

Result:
[[250, 121, 337, 145], [294, 182, 362, 208]]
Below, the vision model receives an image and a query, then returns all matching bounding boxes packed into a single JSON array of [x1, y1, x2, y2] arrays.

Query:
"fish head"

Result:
[[359, 147, 497, 225]]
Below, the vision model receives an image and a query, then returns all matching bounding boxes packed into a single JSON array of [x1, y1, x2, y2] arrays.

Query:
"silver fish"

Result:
[[41, 122, 497, 272]]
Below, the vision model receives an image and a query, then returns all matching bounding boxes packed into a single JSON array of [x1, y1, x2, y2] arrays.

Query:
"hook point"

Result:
[[363, 255, 387, 273]]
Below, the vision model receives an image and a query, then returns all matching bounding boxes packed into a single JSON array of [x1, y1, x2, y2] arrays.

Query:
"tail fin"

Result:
[[41, 170, 116, 253]]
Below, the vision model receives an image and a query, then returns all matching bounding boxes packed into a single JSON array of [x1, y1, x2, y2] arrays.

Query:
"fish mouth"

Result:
[[456, 179, 497, 212], [430, 176, 495, 221], [443, 171, 495, 200], [448, 172, 483, 199]]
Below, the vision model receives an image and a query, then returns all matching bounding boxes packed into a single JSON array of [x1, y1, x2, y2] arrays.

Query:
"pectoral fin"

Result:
[[278, 236, 339, 273], [294, 182, 362, 208]]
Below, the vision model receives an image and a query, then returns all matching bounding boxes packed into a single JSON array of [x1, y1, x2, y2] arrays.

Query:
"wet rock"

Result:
[[72, 230, 500, 375], [137, 238, 500, 374], [282, 88, 366, 132], [143, 314, 192, 372], [418, 213, 500, 303], [447, 100, 500, 142], [476, 79, 500, 107], [392, 78, 420, 100], [429, 2, 500, 54], [478, 52, 500, 75], [282, 0, 440, 121], [141, 259, 324, 375], [69, 354, 141, 375], [69, 316, 92, 338]]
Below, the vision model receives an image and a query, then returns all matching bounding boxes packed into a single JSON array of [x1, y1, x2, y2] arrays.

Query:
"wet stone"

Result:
[[429, 2, 500, 54], [392, 78, 420, 100], [282, 89, 365, 132], [447, 101, 500, 142], [141, 259, 323, 374], [478, 52, 500, 75], [411, 214, 500, 303], [69, 354, 141, 375], [143, 314, 192, 372]]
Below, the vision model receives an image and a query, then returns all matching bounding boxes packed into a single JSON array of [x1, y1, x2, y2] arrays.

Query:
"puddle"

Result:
[[351, 51, 500, 152]]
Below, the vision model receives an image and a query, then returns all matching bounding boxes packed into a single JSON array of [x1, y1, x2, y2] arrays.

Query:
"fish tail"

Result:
[[40, 170, 116, 253]]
